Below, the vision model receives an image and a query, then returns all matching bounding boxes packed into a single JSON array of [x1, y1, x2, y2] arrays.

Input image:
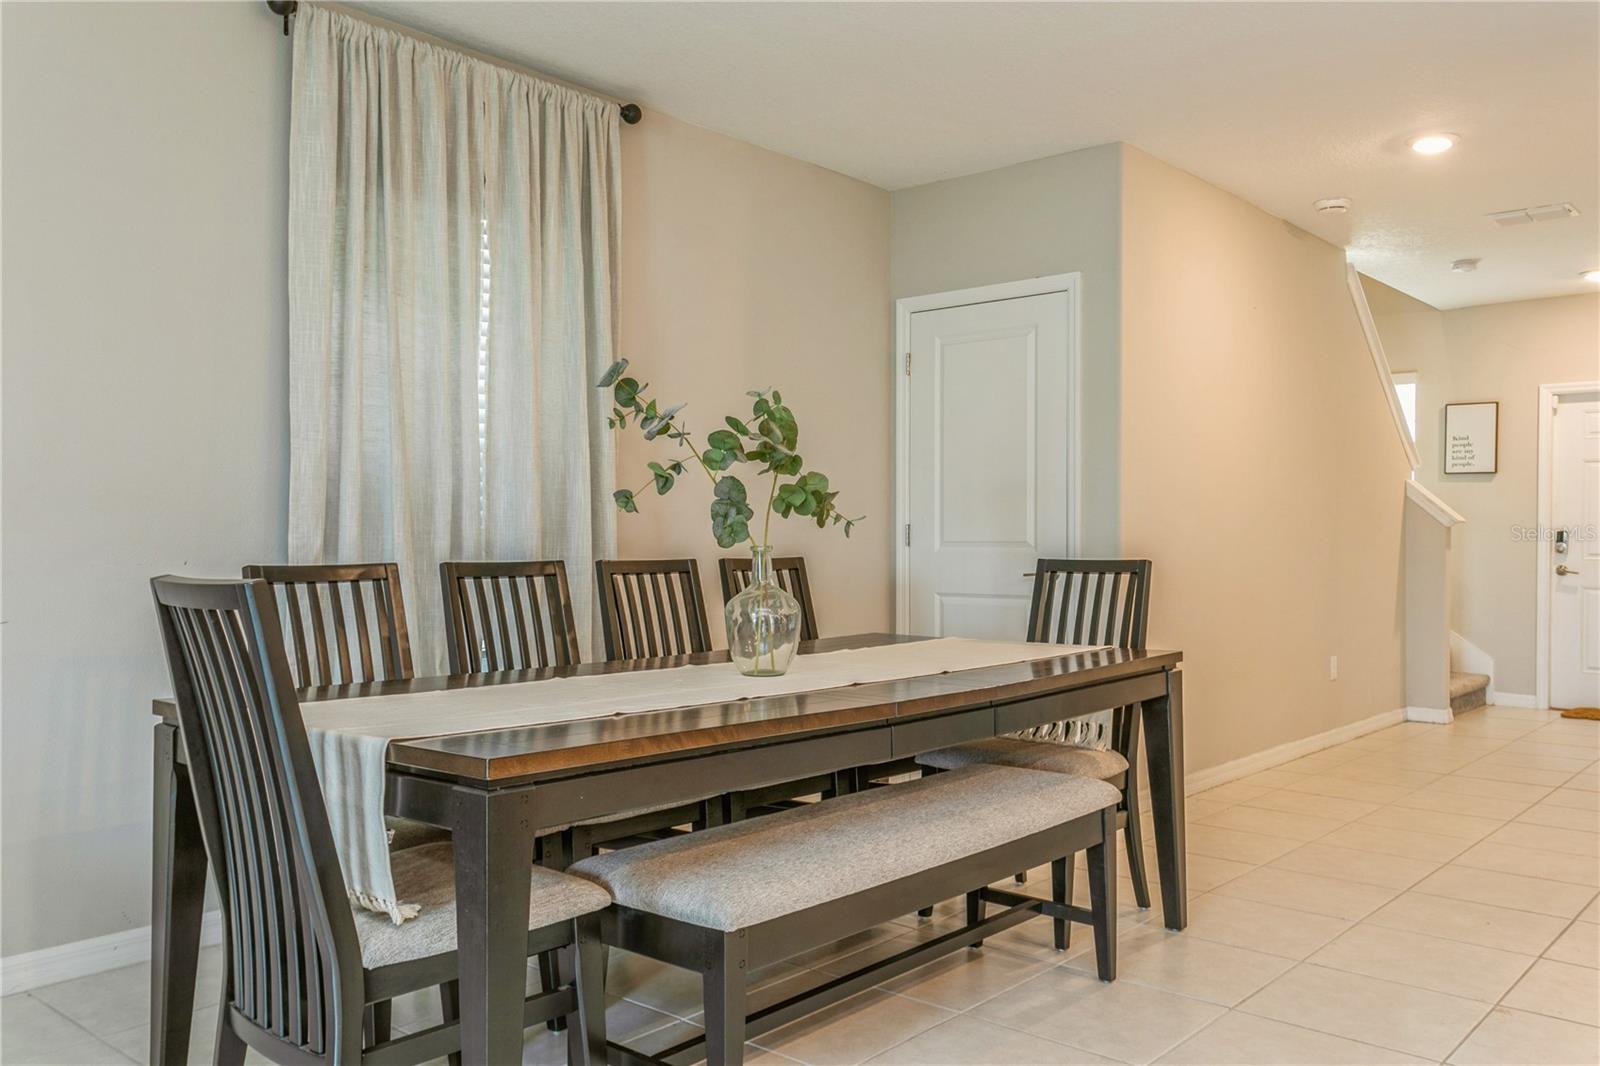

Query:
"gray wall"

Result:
[[889, 143, 1123, 553], [2, 2, 291, 956]]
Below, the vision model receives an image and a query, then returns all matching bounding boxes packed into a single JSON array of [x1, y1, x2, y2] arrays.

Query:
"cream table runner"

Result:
[[302, 637, 1102, 922]]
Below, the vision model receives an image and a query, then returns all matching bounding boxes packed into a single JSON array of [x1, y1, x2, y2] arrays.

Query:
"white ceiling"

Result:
[[357, 2, 1600, 310]]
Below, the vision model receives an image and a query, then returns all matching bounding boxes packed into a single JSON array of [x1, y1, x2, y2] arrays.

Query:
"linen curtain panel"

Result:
[[288, 5, 618, 672]]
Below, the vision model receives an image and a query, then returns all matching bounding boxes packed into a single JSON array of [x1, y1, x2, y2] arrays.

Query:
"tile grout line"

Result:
[[1438, 903, 1600, 1063]]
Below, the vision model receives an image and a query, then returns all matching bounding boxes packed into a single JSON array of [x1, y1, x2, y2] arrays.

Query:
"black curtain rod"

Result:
[[265, 1, 643, 124]]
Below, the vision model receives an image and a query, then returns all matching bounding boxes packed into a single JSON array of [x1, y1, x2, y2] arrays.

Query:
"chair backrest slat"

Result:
[[242, 563, 413, 688], [595, 559, 710, 661], [439, 561, 581, 674], [152, 576, 364, 1058], [1026, 560, 1150, 651], [717, 555, 819, 641]]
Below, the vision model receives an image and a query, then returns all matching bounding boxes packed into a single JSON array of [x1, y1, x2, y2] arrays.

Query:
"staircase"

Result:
[[1450, 672, 1490, 714]]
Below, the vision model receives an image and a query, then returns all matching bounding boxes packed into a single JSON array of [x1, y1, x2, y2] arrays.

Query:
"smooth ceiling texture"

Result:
[[355, 2, 1599, 309]]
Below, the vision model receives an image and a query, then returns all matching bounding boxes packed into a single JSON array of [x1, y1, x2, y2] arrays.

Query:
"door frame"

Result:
[[893, 274, 1084, 634], [1534, 379, 1600, 709]]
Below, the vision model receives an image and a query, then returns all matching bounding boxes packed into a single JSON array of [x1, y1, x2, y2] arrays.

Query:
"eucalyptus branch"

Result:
[[599, 359, 863, 548]]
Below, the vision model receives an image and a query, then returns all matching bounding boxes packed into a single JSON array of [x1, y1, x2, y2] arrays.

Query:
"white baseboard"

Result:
[[1489, 692, 1540, 709], [1180, 706, 1409, 796], [1406, 705, 1454, 724], [1, 911, 222, 995]]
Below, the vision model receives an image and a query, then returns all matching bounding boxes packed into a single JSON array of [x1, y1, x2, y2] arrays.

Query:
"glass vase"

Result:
[[725, 545, 801, 677]]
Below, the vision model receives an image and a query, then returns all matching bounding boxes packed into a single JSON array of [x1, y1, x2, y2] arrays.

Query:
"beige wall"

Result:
[[1368, 283, 1600, 696], [616, 113, 892, 642], [1120, 147, 1410, 773], [889, 144, 1123, 553], [2, 2, 292, 957]]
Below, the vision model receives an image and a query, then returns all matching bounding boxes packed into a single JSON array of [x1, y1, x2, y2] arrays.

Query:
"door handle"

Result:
[[1023, 572, 1036, 578], [1556, 565, 1579, 576]]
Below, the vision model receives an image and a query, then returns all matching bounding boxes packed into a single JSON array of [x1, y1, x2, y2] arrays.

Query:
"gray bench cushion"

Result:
[[917, 738, 1128, 781], [355, 842, 611, 969], [568, 765, 1119, 932]]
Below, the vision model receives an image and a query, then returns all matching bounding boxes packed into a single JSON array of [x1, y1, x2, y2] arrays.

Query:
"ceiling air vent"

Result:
[[1487, 202, 1581, 227]]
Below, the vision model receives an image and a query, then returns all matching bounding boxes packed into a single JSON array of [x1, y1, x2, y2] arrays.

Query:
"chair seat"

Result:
[[916, 737, 1129, 780], [568, 765, 1119, 932], [354, 842, 611, 969]]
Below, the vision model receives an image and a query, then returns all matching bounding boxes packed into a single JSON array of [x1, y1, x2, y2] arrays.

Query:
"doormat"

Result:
[[1559, 707, 1600, 721]]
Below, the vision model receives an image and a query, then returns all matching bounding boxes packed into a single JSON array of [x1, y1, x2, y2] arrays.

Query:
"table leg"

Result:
[[1141, 669, 1187, 930], [452, 789, 536, 1065], [151, 723, 208, 1066]]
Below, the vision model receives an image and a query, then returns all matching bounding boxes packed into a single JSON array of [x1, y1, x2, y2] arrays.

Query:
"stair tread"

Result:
[[1449, 672, 1490, 700]]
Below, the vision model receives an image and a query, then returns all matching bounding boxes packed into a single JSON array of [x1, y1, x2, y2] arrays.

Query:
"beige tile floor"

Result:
[[4, 704, 1597, 1065]]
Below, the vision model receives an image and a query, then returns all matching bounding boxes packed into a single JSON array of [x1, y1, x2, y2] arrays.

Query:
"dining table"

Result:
[[148, 632, 1185, 1066]]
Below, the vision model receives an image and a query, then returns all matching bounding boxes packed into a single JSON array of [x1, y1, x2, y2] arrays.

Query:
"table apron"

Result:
[[384, 668, 1171, 829], [993, 674, 1166, 734]]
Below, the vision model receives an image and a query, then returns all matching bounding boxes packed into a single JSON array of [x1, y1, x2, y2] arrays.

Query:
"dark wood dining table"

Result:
[[148, 633, 1184, 1065]]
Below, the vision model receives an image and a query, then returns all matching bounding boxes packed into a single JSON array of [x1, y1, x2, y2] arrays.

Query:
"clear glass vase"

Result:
[[725, 545, 802, 677]]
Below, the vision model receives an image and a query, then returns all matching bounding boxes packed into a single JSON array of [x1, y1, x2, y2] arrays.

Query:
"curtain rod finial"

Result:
[[266, 1, 298, 36], [619, 103, 642, 125]]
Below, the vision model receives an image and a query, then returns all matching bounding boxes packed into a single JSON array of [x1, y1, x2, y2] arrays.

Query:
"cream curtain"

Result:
[[288, 5, 617, 671]]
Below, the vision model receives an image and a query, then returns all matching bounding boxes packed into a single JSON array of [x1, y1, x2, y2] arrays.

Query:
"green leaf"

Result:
[[706, 429, 742, 453], [647, 461, 676, 495], [725, 416, 752, 437], [772, 389, 783, 406], [774, 453, 803, 476], [612, 488, 638, 513], [614, 377, 642, 407], [597, 359, 629, 388], [713, 475, 748, 504], [710, 474, 755, 548], [702, 446, 735, 471]]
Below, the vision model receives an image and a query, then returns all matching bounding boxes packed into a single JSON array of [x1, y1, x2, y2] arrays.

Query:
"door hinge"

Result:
[[904, 524, 912, 547], [904, 352, 912, 375]]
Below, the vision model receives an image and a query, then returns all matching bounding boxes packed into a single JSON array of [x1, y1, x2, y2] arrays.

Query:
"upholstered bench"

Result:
[[569, 764, 1120, 1065]]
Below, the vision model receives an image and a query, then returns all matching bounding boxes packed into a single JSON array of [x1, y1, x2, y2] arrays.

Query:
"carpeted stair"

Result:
[[1450, 672, 1490, 714]]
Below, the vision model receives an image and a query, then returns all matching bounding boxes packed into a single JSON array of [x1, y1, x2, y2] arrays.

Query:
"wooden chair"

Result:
[[246, 562, 441, 855], [439, 560, 581, 674], [917, 559, 1155, 918], [150, 575, 608, 1065], [717, 554, 820, 641], [241, 563, 413, 687], [594, 559, 712, 661]]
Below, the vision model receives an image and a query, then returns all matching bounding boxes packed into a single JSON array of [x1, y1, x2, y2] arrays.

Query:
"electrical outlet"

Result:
[[1329, 655, 1339, 681]]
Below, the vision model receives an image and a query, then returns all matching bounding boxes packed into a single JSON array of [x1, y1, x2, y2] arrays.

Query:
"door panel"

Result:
[[906, 290, 1073, 639], [1551, 396, 1600, 709]]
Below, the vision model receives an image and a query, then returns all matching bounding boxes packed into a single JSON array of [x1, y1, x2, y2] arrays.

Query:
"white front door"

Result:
[[1551, 393, 1600, 710], [904, 289, 1075, 638]]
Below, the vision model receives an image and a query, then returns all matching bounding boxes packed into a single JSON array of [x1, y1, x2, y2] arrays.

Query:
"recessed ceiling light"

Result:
[[1409, 133, 1459, 155], [1583, 269, 1600, 283], [1452, 258, 1481, 273]]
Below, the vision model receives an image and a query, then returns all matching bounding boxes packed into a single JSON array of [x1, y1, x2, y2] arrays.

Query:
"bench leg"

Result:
[[565, 915, 608, 1066], [1052, 858, 1071, 951], [965, 889, 986, 948], [704, 931, 748, 1066], [1087, 807, 1118, 981]]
